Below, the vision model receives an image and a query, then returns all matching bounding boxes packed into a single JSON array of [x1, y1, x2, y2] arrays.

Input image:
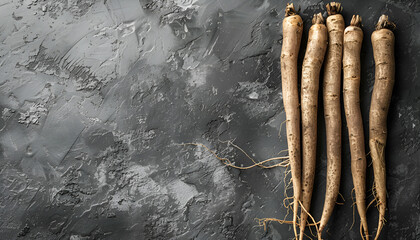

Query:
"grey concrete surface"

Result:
[[0, 0, 419, 239]]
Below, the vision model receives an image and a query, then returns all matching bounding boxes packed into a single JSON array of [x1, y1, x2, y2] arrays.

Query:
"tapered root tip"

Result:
[[375, 219, 385, 240], [299, 229, 305, 240], [285, 3, 299, 17], [374, 210, 386, 240], [375, 15, 396, 31], [312, 13, 324, 24], [326, 2, 343, 15], [350, 15, 362, 27]]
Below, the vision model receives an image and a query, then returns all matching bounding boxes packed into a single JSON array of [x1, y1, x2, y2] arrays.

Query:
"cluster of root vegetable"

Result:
[[183, 2, 395, 240]]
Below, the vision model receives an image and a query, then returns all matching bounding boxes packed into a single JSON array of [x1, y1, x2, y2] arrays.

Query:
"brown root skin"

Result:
[[318, 8, 344, 239], [343, 19, 369, 240], [326, 2, 342, 16], [299, 12, 328, 240], [375, 15, 396, 31], [370, 15, 395, 240], [350, 15, 362, 27], [285, 3, 298, 17], [282, 6, 303, 238]]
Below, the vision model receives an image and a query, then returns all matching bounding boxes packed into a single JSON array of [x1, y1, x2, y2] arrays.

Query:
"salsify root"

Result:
[[343, 15, 369, 240], [369, 14, 396, 240], [281, 3, 304, 238], [318, 2, 345, 239], [299, 12, 328, 240]]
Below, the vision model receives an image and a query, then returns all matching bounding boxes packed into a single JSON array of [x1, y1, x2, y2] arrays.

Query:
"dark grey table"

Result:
[[0, 0, 418, 239]]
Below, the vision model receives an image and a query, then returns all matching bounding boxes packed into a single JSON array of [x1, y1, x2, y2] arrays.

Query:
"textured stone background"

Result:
[[0, 0, 419, 239]]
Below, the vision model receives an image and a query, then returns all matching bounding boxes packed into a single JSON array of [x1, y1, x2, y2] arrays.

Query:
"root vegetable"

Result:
[[343, 15, 369, 240], [299, 12, 328, 240], [280, 3, 304, 238], [318, 3, 345, 238], [369, 15, 396, 240]]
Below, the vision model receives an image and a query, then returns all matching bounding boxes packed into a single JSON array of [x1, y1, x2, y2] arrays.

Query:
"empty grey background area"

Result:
[[0, 0, 418, 239]]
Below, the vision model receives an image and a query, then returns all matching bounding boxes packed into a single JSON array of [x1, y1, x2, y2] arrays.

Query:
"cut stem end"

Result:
[[326, 2, 343, 15], [375, 15, 396, 31], [312, 12, 324, 25], [285, 3, 299, 17], [350, 15, 362, 27]]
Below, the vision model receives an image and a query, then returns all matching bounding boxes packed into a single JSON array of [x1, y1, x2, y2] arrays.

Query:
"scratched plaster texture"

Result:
[[0, 0, 419, 239]]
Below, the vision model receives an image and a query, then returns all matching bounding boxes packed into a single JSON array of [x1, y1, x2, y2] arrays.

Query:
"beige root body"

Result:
[[280, 4, 303, 238], [369, 15, 396, 240], [318, 3, 345, 238], [343, 15, 369, 240], [299, 13, 328, 240]]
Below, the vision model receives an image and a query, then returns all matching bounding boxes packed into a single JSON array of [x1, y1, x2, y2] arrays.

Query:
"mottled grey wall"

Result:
[[0, 0, 419, 239]]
